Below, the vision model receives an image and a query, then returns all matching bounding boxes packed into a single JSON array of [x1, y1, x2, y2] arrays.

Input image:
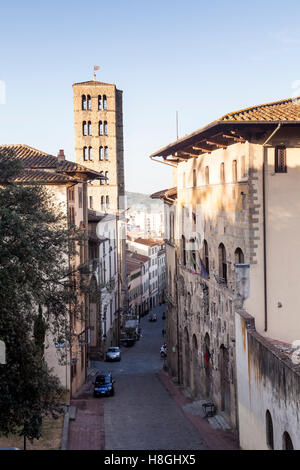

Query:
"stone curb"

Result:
[[61, 407, 70, 450]]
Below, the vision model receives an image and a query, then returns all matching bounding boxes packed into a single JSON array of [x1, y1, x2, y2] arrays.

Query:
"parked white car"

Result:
[[105, 346, 121, 362]]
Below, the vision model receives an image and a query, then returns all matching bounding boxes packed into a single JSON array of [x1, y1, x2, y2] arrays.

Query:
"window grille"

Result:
[[275, 146, 287, 173]]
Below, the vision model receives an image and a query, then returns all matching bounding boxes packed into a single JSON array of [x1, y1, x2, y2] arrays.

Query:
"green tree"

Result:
[[0, 153, 86, 442]]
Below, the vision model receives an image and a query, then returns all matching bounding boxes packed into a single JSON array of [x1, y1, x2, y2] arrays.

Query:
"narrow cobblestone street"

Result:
[[67, 304, 238, 450]]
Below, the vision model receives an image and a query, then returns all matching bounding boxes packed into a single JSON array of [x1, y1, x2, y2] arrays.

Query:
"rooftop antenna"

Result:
[[93, 65, 100, 81]]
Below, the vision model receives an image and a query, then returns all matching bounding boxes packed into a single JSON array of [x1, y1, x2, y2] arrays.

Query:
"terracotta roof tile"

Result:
[[150, 96, 300, 159], [0, 144, 103, 180], [220, 97, 300, 122], [129, 237, 161, 247], [72, 80, 116, 87], [4, 168, 78, 184], [126, 250, 150, 263]]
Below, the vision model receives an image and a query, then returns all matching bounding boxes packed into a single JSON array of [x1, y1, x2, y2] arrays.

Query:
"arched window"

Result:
[[104, 121, 108, 135], [241, 155, 246, 178], [99, 146, 104, 160], [82, 121, 87, 136], [105, 171, 109, 185], [106, 196, 110, 209], [99, 121, 103, 136], [266, 411, 274, 450], [193, 169, 197, 187], [205, 166, 209, 185], [218, 243, 227, 284], [182, 235, 186, 266], [220, 162, 225, 183], [88, 121, 92, 136], [232, 160, 237, 182], [103, 95, 107, 110], [203, 240, 209, 277], [82, 95, 87, 110], [100, 171, 104, 185], [169, 212, 174, 243], [88, 146, 93, 160], [283, 431, 294, 450], [83, 146, 88, 161], [98, 95, 102, 110], [104, 146, 109, 160], [235, 247, 244, 264], [87, 95, 91, 110], [101, 196, 105, 211]]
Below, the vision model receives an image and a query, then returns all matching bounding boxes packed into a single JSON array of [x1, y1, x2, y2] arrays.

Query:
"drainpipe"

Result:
[[175, 249, 181, 384], [262, 123, 281, 332]]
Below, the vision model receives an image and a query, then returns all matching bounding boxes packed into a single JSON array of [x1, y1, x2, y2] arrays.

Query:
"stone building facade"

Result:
[[0, 144, 103, 397], [73, 79, 125, 212], [88, 211, 120, 360], [73, 78, 127, 345], [150, 96, 300, 441], [126, 237, 165, 310]]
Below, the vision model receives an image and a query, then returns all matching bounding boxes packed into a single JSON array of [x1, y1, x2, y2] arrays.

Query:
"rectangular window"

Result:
[[275, 146, 287, 173], [205, 166, 209, 185], [68, 187, 74, 202]]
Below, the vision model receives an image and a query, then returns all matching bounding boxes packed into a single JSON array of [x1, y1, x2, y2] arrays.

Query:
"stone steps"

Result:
[[208, 414, 231, 430]]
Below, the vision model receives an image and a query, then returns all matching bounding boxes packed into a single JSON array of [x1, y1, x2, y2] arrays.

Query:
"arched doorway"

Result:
[[204, 333, 211, 398], [220, 344, 231, 415], [283, 431, 294, 450], [266, 410, 274, 450], [184, 328, 190, 389], [89, 276, 100, 359], [192, 334, 200, 397]]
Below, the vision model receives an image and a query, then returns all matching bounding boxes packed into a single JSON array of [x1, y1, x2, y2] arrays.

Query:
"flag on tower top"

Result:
[[94, 65, 100, 71]]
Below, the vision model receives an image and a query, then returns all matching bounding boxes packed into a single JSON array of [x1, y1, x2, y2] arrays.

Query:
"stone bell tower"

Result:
[[72, 78, 125, 213]]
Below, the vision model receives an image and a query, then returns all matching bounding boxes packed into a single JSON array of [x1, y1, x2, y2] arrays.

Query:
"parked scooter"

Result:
[[160, 343, 167, 358]]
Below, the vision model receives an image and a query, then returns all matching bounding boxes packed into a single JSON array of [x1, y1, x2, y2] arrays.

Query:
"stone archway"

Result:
[[220, 344, 231, 415], [184, 327, 190, 389], [192, 334, 200, 397]]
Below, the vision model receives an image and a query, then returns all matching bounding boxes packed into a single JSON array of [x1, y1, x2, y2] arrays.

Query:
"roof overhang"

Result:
[[150, 120, 300, 164], [150, 187, 177, 204]]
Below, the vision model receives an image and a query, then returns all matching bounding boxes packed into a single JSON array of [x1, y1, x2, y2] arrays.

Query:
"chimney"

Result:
[[57, 149, 65, 161]]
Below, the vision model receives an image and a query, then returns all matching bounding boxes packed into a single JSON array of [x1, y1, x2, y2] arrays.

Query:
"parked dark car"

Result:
[[148, 313, 157, 322], [106, 346, 121, 362], [93, 373, 115, 397]]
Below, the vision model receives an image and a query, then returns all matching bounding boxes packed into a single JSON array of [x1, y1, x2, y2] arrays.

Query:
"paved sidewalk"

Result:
[[157, 369, 239, 450], [67, 374, 105, 450]]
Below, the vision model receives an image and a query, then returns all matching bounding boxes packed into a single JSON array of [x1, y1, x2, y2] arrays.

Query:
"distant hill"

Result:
[[125, 191, 163, 211]]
